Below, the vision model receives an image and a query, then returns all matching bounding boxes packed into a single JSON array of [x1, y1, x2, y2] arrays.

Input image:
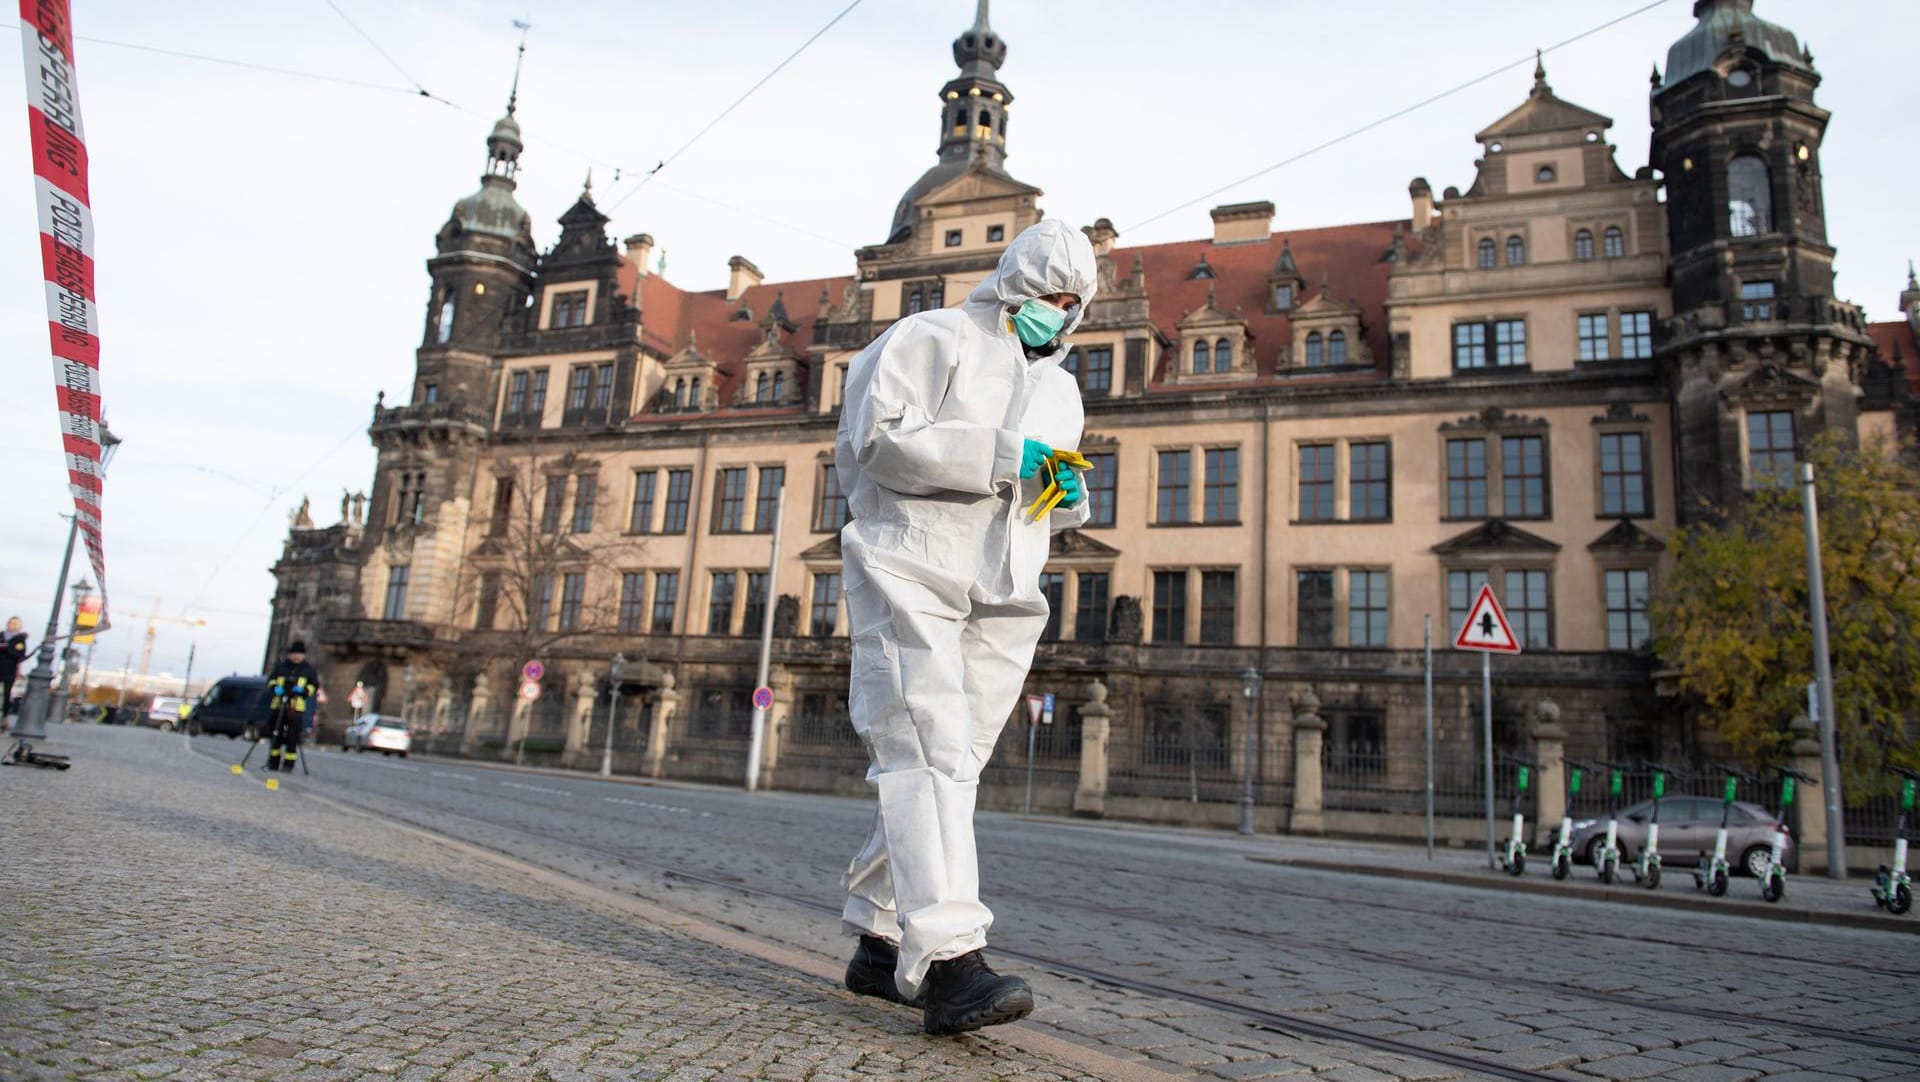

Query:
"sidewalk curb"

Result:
[[1251, 855, 1919, 934]]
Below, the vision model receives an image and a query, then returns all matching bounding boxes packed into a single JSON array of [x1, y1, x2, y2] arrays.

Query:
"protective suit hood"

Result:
[[965, 219, 1098, 338]]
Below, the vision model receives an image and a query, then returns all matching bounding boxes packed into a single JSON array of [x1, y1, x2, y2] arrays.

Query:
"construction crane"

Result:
[[136, 599, 207, 693]]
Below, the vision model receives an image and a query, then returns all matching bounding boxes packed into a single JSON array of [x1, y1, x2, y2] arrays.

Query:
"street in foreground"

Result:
[[3, 724, 1918, 1081]]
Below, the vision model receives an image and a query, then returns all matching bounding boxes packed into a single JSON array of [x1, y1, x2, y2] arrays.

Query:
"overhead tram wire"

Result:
[[0, 23, 419, 95], [320, 0, 438, 99], [1121, 0, 1675, 235], [603, 0, 868, 215]]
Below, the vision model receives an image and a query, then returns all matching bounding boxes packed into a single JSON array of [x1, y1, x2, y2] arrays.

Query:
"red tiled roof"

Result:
[[611, 217, 1407, 413], [1111, 220, 1406, 382], [616, 254, 851, 417], [1868, 319, 1920, 394]]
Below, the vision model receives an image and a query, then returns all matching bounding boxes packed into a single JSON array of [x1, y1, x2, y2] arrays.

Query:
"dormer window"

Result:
[[1191, 340, 1210, 374], [1213, 338, 1231, 374], [1328, 330, 1347, 366], [551, 289, 589, 328], [1505, 236, 1526, 266], [1305, 333, 1323, 368], [1477, 239, 1495, 269], [1273, 284, 1292, 310]]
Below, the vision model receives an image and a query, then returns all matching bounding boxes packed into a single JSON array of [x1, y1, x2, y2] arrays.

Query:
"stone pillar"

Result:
[[1072, 679, 1112, 818], [1289, 688, 1326, 835], [561, 668, 595, 768], [762, 665, 794, 785], [1788, 711, 1828, 874], [431, 678, 453, 739], [1531, 698, 1566, 848], [647, 670, 679, 779], [459, 672, 492, 756]]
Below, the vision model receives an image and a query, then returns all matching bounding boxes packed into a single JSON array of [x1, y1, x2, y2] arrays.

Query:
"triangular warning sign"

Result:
[[1453, 584, 1522, 654]]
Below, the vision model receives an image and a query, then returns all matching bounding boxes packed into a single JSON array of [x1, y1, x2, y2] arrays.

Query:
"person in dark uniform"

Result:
[[1, 617, 28, 719], [263, 642, 319, 773]]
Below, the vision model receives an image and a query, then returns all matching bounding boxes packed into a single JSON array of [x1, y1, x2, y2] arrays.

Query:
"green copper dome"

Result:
[[1660, 0, 1812, 92]]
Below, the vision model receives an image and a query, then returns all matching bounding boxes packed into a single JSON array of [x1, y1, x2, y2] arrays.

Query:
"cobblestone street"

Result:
[[4, 724, 1919, 1081]]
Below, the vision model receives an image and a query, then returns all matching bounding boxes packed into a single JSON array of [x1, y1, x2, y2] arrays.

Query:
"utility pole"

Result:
[[1800, 462, 1847, 877]]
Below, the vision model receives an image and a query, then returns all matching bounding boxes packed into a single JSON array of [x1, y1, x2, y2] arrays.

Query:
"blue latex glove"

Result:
[[1020, 438, 1053, 480], [1056, 467, 1085, 508]]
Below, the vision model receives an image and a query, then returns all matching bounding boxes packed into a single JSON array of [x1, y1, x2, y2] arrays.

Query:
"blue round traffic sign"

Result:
[[752, 686, 774, 710]]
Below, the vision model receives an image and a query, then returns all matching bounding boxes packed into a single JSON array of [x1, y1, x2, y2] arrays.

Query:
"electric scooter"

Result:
[[1692, 764, 1751, 897], [1550, 760, 1589, 880], [1629, 761, 1667, 889], [1758, 767, 1815, 904], [1871, 766, 1919, 916], [1593, 761, 1629, 884], [1498, 759, 1538, 876]]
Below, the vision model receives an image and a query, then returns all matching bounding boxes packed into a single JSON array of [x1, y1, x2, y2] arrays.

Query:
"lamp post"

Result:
[[1238, 667, 1263, 836], [600, 652, 626, 778], [48, 578, 93, 723], [15, 424, 120, 741]]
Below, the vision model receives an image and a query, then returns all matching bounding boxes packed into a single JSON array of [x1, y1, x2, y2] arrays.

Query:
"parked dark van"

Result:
[[187, 676, 273, 740]]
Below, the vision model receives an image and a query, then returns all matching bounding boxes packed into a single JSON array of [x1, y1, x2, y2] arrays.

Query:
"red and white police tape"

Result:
[[20, 0, 110, 627]]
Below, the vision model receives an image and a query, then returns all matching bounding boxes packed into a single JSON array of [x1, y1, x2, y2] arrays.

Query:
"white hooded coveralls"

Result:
[[835, 220, 1098, 997]]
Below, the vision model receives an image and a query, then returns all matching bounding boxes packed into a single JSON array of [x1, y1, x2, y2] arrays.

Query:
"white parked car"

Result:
[[343, 714, 411, 757]]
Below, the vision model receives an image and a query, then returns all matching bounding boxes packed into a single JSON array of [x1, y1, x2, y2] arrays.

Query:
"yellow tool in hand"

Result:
[[1025, 449, 1092, 521]]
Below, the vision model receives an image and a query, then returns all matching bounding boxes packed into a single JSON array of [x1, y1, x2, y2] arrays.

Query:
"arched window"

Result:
[[690, 377, 702, 409], [951, 107, 965, 132], [905, 287, 924, 315], [1573, 229, 1594, 262], [755, 372, 769, 403], [435, 296, 454, 344], [1728, 155, 1771, 237], [1328, 330, 1347, 366], [1214, 338, 1231, 373], [977, 108, 991, 133], [1603, 227, 1625, 259], [1305, 332, 1324, 368], [772, 371, 786, 402], [1191, 339, 1210, 374], [673, 377, 687, 409], [1477, 238, 1495, 269], [928, 282, 945, 307], [1506, 236, 1526, 266]]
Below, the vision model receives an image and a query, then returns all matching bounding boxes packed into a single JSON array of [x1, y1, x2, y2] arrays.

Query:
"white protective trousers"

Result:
[[834, 220, 1098, 997]]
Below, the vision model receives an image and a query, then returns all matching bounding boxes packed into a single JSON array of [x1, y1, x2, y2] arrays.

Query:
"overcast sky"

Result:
[[1, 0, 1912, 688]]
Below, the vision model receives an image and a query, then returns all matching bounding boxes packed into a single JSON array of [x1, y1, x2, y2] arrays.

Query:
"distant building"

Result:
[[268, 0, 1913, 826]]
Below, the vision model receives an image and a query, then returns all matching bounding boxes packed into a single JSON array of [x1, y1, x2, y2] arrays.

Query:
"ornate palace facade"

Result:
[[267, 0, 1917, 833]]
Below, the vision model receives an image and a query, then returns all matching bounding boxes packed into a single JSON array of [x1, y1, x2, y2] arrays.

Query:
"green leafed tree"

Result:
[[1653, 436, 1920, 786]]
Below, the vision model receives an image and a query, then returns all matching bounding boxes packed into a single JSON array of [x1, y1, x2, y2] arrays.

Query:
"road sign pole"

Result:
[[1025, 719, 1037, 815], [1482, 649, 1495, 870], [746, 485, 786, 793], [1800, 462, 1847, 877], [1425, 615, 1434, 862]]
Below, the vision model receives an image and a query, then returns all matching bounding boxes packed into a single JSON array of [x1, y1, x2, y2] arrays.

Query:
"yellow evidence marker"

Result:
[[1024, 449, 1092, 521], [231, 764, 244, 775], [265, 778, 279, 791]]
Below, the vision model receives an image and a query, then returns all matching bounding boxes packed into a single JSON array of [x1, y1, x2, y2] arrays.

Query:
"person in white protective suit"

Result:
[[833, 218, 1097, 1035]]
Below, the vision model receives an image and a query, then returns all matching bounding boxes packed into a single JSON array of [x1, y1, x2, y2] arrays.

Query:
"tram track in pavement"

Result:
[[284, 752, 1920, 1074]]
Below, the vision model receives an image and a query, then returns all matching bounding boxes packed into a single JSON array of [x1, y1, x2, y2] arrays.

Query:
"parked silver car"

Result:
[[343, 715, 411, 757], [1569, 798, 1793, 877]]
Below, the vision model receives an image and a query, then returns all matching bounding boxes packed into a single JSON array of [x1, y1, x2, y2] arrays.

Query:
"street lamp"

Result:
[[47, 578, 93, 723], [13, 423, 120, 744], [1238, 667, 1263, 836], [600, 653, 626, 778]]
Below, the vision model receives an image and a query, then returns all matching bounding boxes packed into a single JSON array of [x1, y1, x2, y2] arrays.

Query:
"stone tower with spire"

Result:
[[882, 0, 1037, 247], [1649, 0, 1875, 515]]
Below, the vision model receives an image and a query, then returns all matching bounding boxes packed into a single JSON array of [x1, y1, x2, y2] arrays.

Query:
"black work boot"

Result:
[[844, 936, 920, 1006], [921, 950, 1033, 1035]]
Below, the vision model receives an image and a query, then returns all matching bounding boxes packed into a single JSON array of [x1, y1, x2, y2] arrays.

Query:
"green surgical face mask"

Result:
[[1011, 298, 1068, 348]]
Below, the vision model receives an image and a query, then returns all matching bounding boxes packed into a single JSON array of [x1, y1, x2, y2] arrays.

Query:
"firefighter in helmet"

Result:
[[264, 641, 319, 773]]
